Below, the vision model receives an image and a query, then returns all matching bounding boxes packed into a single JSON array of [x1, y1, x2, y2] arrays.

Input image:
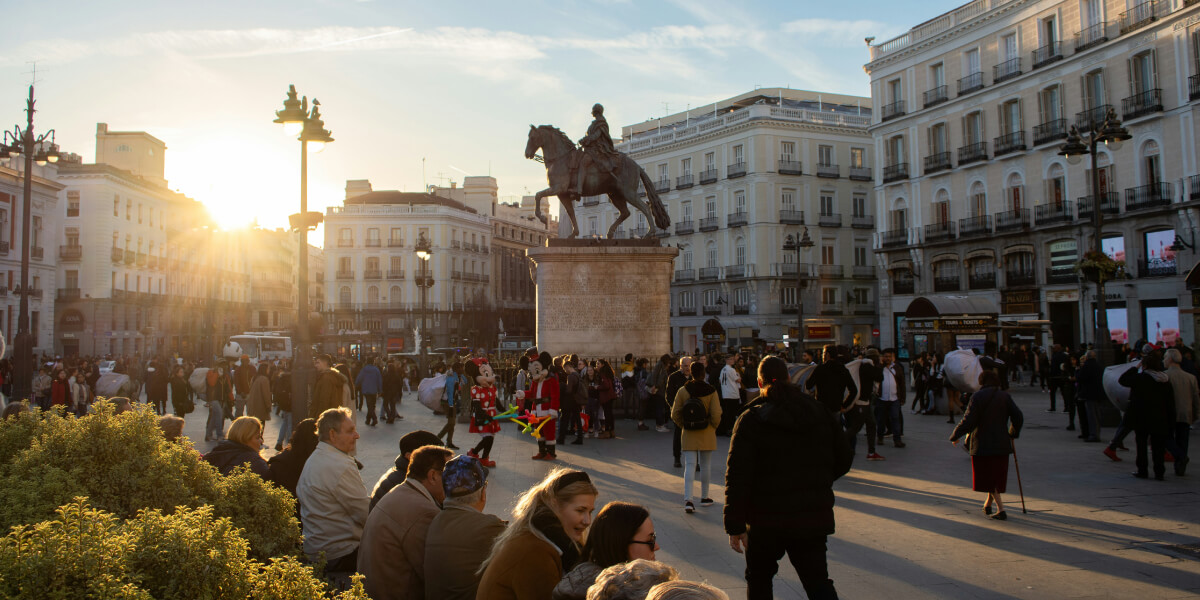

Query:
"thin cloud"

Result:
[[782, 18, 903, 46]]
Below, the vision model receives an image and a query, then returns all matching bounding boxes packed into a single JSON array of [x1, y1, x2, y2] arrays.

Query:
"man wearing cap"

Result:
[[425, 455, 506, 600], [370, 430, 444, 511], [358, 445, 452, 600]]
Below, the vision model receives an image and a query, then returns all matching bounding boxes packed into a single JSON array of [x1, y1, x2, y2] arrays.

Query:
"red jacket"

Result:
[[50, 379, 70, 406], [527, 376, 560, 417]]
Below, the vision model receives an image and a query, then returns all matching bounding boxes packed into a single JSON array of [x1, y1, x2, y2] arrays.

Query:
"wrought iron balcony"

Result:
[[774, 262, 815, 279], [993, 57, 1022, 83], [934, 276, 961, 292], [678, 306, 697, 316], [733, 303, 750, 315], [1075, 104, 1113, 131], [674, 220, 694, 235], [893, 278, 915, 294], [816, 164, 840, 178], [451, 240, 462, 249], [851, 214, 874, 229], [969, 272, 996, 290], [882, 163, 909, 183], [853, 265, 875, 279], [1120, 0, 1165, 35], [881, 229, 909, 248], [725, 264, 754, 279], [702, 304, 722, 316], [699, 217, 719, 232], [337, 239, 354, 248], [1122, 88, 1163, 120], [778, 160, 802, 175], [924, 85, 948, 108], [959, 215, 992, 238], [388, 238, 405, 247], [699, 168, 719, 185], [364, 270, 382, 280], [676, 174, 694, 189], [995, 208, 1030, 232], [674, 269, 695, 282], [655, 178, 671, 193], [1035, 201, 1074, 226], [1191, 74, 1200, 101], [1138, 258, 1177, 278], [1033, 119, 1068, 145], [820, 300, 843, 315], [849, 166, 872, 181], [1006, 271, 1037, 286], [881, 100, 906, 121], [727, 212, 748, 228], [924, 221, 956, 243], [924, 152, 952, 174], [699, 267, 721, 281], [1192, 175, 1200, 201], [1124, 182, 1173, 211], [631, 226, 648, 238], [1046, 267, 1076, 284], [818, 264, 843, 278], [957, 142, 988, 166], [1074, 22, 1109, 52], [1077, 193, 1121, 218], [583, 196, 600, 207], [993, 131, 1026, 156], [779, 210, 805, 225], [365, 239, 381, 247], [1032, 41, 1063, 69], [336, 270, 355, 280], [727, 162, 747, 179], [818, 213, 842, 227], [57, 288, 81, 301], [60, 245, 82, 260], [957, 71, 984, 95], [387, 270, 406, 280]]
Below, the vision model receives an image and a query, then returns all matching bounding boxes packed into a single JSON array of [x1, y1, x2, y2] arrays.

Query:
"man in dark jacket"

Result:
[[369, 430, 443, 511], [424, 455, 505, 600], [355, 359, 383, 427], [310, 355, 347, 420], [805, 345, 858, 415], [665, 356, 694, 468], [1047, 344, 1068, 411], [1076, 350, 1105, 444], [726, 356, 852, 600]]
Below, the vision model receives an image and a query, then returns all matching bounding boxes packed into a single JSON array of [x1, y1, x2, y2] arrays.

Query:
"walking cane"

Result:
[[1010, 438, 1027, 514]]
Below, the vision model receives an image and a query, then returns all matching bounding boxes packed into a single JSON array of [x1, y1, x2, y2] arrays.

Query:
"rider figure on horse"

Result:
[[575, 103, 620, 198]]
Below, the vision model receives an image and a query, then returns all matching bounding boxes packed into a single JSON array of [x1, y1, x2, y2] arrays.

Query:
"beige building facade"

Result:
[[867, 0, 1200, 355]]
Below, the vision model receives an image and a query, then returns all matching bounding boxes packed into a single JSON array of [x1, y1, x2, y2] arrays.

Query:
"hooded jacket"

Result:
[[1119, 367, 1175, 434], [670, 380, 722, 451], [202, 439, 270, 478], [724, 384, 852, 537]]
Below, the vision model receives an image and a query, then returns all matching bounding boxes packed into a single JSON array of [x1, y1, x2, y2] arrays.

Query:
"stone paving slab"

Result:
[[176, 384, 1200, 599]]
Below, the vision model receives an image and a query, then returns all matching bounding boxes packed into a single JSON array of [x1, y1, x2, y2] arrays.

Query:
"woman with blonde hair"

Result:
[[201, 415, 270, 478], [645, 581, 729, 600], [478, 468, 600, 600], [585, 559, 678, 600]]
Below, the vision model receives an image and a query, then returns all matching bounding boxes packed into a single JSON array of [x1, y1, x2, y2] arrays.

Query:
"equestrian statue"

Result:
[[525, 103, 670, 239]]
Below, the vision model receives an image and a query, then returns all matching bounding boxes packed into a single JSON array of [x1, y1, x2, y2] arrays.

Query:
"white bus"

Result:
[[223, 333, 293, 366]]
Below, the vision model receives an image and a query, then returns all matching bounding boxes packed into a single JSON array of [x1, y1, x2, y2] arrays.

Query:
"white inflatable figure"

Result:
[[1103, 359, 1138, 412], [222, 341, 243, 361], [944, 348, 983, 393], [189, 368, 211, 396], [787, 363, 817, 391], [96, 373, 132, 398], [417, 372, 448, 412], [843, 359, 863, 406]]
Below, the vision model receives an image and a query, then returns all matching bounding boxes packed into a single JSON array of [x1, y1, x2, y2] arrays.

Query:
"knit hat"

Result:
[[442, 455, 489, 498], [399, 430, 442, 455]]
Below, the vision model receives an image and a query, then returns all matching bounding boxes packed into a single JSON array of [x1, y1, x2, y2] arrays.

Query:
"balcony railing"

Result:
[[958, 142, 988, 165], [388, 238, 405, 248], [882, 163, 909, 183], [387, 270, 406, 280], [676, 174, 694, 189], [733, 303, 750, 315], [1035, 201, 1074, 226], [699, 168, 719, 185], [853, 265, 876, 279], [1138, 258, 1177, 278], [1124, 182, 1173, 211], [957, 71, 984, 95], [1007, 271, 1037, 286], [336, 270, 355, 280], [653, 178, 669, 193], [583, 196, 600, 207], [924, 85, 948, 108], [631, 226, 648, 238], [1077, 193, 1121, 218], [1033, 119, 1068, 145], [992, 57, 1022, 83], [778, 160, 802, 175], [678, 307, 697, 316], [968, 272, 996, 290], [924, 221, 956, 243], [363, 269, 382, 280], [1192, 175, 1200, 201], [702, 304, 722, 316], [959, 215, 992, 237], [699, 217, 720, 232], [57, 288, 81, 301], [816, 164, 840, 178], [727, 212, 748, 228], [112, 247, 123, 263], [1122, 88, 1163, 120], [774, 262, 815, 279], [1191, 74, 1200, 101], [851, 214, 874, 229], [451, 240, 462, 249], [820, 301, 843, 315], [1075, 21, 1109, 52], [993, 131, 1026, 156], [924, 152, 952, 174], [135, 252, 146, 266], [674, 220, 695, 236], [994, 208, 1030, 232], [1046, 267, 1077, 284], [934, 276, 961, 292], [1075, 104, 1113, 131], [780, 209, 805, 225], [725, 264, 754, 279], [848, 166, 872, 181], [337, 239, 354, 248], [881, 100, 906, 121], [881, 229, 909, 248], [365, 239, 381, 247], [1120, 0, 1165, 35], [818, 213, 842, 227], [60, 245, 82, 260], [674, 269, 695, 282], [1032, 41, 1063, 69], [699, 267, 721, 281], [893, 278, 915, 294], [817, 264, 843, 278], [727, 162, 747, 178]]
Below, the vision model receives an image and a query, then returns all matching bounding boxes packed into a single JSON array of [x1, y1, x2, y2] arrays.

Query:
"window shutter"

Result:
[[1151, 49, 1158, 89], [1127, 56, 1135, 95]]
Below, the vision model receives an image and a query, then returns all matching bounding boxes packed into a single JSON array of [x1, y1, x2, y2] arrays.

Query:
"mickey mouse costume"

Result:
[[465, 357, 499, 468]]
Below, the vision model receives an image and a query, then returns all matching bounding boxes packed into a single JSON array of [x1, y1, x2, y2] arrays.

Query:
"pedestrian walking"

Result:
[[355, 357, 383, 427], [670, 361, 721, 514], [205, 363, 233, 442], [233, 355, 255, 418], [438, 362, 463, 449], [1118, 351, 1175, 480], [1164, 348, 1199, 476], [950, 370, 1024, 520]]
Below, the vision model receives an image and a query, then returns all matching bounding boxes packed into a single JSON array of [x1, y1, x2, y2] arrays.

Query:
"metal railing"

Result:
[[883, 162, 909, 183], [817, 264, 843, 278], [1075, 104, 1112, 131], [727, 212, 748, 227], [1006, 271, 1037, 286], [676, 174, 694, 189], [958, 142, 988, 165], [1033, 119, 1067, 145], [674, 269, 695, 282], [1190, 74, 1200, 101], [851, 214, 874, 229], [60, 245, 82, 260], [817, 164, 840, 178], [699, 168, 719, 184], [924, 221, 956, 242], [994, 131, 1026, 156], [336, 270, 355, 280], [893, 278, 915, 294], [779, 210, 805, 224], [1124, 182, 1173, 211], [387, 270, 406, 279], [337, 239, 354, 248], [363, 270, 382, 280], [881, 229, 909, 248], [655, 179, 671, 193], [388, 238, 405, 247], [727, 162, 747, 178], [57, 288, 81, 301], [849, 166, 872, 181], [678, 307, 697, 316], [674, 220, 695, 235], [882, 100, 906, 121], [702, 304, 722, 316], [969, 272, 996, 289], [699, 217, 720, 232], [699, 267, 721, 280], [1035, 201, 1074, 226], [778, 160, 802, 175], [1077, 193, 1121, 218], [853, 265, 876, 279], [994, 208, 1030, 231], [818, 213, 842, 227], [1120, 0, 1165, 35], [957, 71, 984, 95], [1032, 41, 1063, 69], [924, 85, 948, 108], [959, 215, 992, 237], [934, 276, 961, 292], [993, 57, 1022, 83], [1074, 22, 1109, 52], [365, 239, 381, 247], [924, 152, 952, 174], [725, 264, 753, 279], [1122, 88, 1163, 120]]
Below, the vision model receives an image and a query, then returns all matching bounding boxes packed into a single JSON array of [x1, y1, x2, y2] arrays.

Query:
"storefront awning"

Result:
[[905, 296, 1000, 319]]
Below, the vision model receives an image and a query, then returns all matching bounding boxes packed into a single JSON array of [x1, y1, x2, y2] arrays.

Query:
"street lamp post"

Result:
[[275, 85, 332, 429], [782, 227, 814, 362], [2, 85, 59, 400], [414, 234, 434, 377], [1059, 108, 1131, 366]]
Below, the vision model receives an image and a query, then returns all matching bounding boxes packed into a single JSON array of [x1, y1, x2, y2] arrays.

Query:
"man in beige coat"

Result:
[[1164, 349, 1199, 475], [358, 445, 451, 600], [671, 360, 722, 514]]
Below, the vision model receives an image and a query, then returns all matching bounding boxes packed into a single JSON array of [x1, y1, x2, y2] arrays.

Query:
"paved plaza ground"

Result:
[[178, 384, 1200, 599]]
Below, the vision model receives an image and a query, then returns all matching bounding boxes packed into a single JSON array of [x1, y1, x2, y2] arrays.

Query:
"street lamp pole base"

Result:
[[12, 331, 33, 402]]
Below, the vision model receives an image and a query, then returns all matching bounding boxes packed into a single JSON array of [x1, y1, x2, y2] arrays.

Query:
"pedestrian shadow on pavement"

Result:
[[828, 537, 1024, 599]]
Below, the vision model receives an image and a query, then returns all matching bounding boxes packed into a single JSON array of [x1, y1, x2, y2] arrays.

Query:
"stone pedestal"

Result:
[[527, 240, 678, 359]]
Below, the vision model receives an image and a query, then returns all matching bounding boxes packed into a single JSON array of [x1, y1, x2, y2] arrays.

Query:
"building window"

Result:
[[963, 111, 984, 144], [821, 244, 835, 265], [781, 141, 795, 162], [734, 287, 748, 307], [681, 246, 693, 270], [732, 144, 744, 164], [853, 195, 867, 218], [67, 191, 80, 217], [1039, 85, 1063, 123], [970, 182, 987, 216], [850, 148, 864, 168], [680, 291, 695, 309], [703, 289, 720, 308], [735, 237, 746, 265], [681, 157, 692, 176], [818, 145, 833, 167], [781, 286, 796, 306], [705, 197, 716, 219], [888, 78, 902, 103], [929, 122, 948, 154], [706, 242, 718, 268], [854, 246, 868, 266], [821, 288, 837, 305], [681, 200, 692, 222], [782, 189, 796, 212], [887, 135, 905, 165], [339, 286, 351, 304], [820, 194, 835, 216], [704, 152, 715, 170], [734, 190, 746, 214], [1129, 50, 1157, 95], [1142, 140, 1161, 184], [1000, 100, 1021, 134], [1083, 69, 1106, 109]]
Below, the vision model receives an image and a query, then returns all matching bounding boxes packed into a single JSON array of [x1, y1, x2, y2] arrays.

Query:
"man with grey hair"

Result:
[[297, 407, 369, 572], [665, 356, 694, 468], [1164, 348, 1199, 475], [424, 455, 504, 600]]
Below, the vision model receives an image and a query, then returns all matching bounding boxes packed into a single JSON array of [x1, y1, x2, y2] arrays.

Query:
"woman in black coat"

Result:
[[1118, 351, 1176, 480], [950, 369, 1024, 520]]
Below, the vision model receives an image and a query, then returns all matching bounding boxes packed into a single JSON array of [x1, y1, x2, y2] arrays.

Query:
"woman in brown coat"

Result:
[[670, 361, 722, 514], [477, 468, 599, 600], [246, 362, 272, 423]]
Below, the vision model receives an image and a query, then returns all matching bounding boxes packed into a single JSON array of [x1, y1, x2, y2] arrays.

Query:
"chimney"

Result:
[[450, 181, 457, 189]]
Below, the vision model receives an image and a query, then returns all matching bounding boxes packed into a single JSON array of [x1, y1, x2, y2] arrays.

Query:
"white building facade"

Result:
[[0, 158, 62, 357]]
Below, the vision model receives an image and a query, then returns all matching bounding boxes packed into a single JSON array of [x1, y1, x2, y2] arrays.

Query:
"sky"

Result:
[[6, 0, 964, 240]]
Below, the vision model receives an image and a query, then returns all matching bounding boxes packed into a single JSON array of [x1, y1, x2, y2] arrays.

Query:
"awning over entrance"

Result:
[[904, 296, 1000, 319]]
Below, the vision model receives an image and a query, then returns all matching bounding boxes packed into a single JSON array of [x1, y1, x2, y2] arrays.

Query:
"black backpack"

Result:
[[680, 395, 709, 430]]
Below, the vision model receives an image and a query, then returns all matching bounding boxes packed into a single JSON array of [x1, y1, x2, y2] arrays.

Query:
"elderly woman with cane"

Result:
[[950, 369, 1024, 520]]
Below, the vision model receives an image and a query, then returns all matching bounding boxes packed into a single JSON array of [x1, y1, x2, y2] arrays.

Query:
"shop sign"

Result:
[[940, 317, 994, 331], [1047, 290, 1080, 303], [337, 329, 371, 336], [906, 319, 937, 331], [1002, 289, 1039, 314], [807, 325, 833, 339], [60, 309, 85, 332]]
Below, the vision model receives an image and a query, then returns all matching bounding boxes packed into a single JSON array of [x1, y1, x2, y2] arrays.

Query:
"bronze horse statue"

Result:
[[525, 125, 670, 239]]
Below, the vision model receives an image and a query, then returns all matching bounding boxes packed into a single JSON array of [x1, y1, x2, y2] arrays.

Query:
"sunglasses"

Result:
[[629, 533, 657, 547]]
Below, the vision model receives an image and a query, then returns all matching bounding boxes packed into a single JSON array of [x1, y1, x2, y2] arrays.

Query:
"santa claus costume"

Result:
[[523, 351, 560, 460], [466, 358, 500, 468]]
